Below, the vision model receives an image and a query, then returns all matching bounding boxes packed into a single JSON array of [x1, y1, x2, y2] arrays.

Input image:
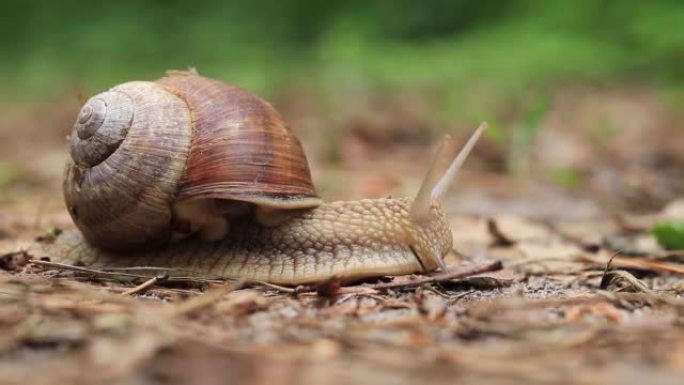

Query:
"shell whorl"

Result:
[[70, 91, 134, 167], [64, 81, 193, 251]]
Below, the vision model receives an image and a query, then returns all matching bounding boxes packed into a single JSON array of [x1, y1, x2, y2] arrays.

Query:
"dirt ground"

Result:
[[0, 86, 683, 384]]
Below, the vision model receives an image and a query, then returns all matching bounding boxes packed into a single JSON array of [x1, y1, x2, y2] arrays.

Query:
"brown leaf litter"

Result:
[[0, 211, 683, 385]]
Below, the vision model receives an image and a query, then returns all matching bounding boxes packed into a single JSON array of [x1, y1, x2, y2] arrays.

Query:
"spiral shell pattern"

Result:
[[70, 91, 134, 167]]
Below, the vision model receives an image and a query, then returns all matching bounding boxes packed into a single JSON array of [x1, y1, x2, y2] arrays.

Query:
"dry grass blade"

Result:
[[580, 254, 684, 275], [600, 251, 620, 289], [604, 270, 653, 293]]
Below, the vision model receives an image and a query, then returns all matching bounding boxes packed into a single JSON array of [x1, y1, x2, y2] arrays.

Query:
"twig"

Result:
[[121, 273, 169, 296], [167, 279, 245, 317], [446, 290, 476, 306], [363, 260, 503, 291]]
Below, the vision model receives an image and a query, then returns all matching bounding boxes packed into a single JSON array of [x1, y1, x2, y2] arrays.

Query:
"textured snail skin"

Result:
[[37, 198, 452, 285]]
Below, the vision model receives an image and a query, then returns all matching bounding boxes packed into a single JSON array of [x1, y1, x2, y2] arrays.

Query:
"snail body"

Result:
[[39, 71, 486, 285], [41, 198, 450, 284]]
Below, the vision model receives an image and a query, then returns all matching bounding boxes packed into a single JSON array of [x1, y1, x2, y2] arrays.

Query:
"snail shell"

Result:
[[64, 71, 321, 251]]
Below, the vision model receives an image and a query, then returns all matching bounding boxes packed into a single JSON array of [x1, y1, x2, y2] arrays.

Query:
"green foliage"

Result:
[[508, 95, 549, 174], [0, 0, 682, 102], [590, 120, 621, 145], [652, 221, 684, 251], [0, 162, 18, 188], [549, 168, 583, 190]]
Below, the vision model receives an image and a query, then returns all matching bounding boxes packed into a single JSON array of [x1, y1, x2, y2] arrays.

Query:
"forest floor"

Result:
[[0, 86, 683, 385]]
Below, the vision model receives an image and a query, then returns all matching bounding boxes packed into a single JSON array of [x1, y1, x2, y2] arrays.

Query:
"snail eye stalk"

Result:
[[410, 122, 487, 223]]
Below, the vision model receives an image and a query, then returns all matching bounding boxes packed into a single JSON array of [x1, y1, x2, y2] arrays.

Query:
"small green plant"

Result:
[[549, 168, 583, 189], [652, 221, 684, 250], [507, 95, 550, 175], [0, 162, 18, 188]]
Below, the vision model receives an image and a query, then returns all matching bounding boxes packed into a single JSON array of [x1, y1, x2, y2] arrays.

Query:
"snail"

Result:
[[35, 71, 486, 285]]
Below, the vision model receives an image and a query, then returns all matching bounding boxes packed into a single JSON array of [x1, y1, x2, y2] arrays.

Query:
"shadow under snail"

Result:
[[35, 70, 486, 285]]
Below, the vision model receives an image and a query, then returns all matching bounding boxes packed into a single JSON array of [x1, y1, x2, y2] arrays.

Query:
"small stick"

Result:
[[365, 260, 503, 291], [121, 273, 169, 296], [168, 279, 245, 317]]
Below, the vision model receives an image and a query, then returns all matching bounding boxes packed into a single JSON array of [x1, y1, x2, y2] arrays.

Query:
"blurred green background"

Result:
[[1, 0, 683, 212], [2, 0, 682, 103]]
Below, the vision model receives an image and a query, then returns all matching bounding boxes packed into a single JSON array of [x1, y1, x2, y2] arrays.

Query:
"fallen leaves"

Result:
[[2, 208, 684, 384]]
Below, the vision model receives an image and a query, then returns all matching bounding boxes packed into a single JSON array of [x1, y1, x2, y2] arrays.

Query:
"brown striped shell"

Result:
[[64, 71, 321, 251]]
